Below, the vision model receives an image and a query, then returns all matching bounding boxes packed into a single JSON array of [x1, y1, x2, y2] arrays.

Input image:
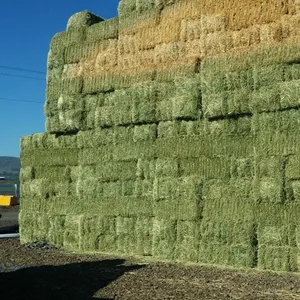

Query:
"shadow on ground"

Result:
[[0, 258, 143, 299]]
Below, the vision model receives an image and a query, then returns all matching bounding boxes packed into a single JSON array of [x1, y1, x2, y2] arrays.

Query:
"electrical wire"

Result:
[[0, 72, 45, 81], [0, 65, 46, 75], [0, 97, 44, 104]]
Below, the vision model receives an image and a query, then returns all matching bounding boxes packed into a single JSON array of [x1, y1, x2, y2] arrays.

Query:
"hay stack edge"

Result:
[[20, 0, 300, 272]]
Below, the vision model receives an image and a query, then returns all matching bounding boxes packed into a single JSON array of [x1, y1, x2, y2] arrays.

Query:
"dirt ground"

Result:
[[1, 207, 300, 300]]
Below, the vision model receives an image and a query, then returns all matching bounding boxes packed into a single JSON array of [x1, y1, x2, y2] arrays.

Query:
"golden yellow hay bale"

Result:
[[180, 39, 204, 61], [134, 26, 159, 50], [202, 31, 233, 56], [95, 39, 118, 72], [180, 19, 202, 42], [118, 34, 138, 55], [260, 23, 284, 45], [231, 26, 261, 49], [201, 14, 226, 34], [153, 42, 180, 65]]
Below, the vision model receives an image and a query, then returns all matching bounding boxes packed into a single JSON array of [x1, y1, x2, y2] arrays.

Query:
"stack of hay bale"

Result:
[[20, 0, 300, 272]]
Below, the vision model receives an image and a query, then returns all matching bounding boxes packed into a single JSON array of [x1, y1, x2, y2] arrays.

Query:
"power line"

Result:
[[0, 97, 44, 104], [0, 72, 45, 81], [0, 65, 46, 75]]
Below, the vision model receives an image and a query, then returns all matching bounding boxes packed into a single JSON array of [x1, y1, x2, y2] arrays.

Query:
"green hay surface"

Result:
[[118, 0, 136, 17], [133, 124, 157, 142], [77, 128, 114, 148], [250, 86, 281, 113], [202, 91, 228, 118], [175, 220, 200, 262], [253, 65, 285, 90], [284, 63, 300, 81], [136, 159, 156, 179], [202, 179, 254, 221], [153, 176, 203, 220], [21, 148, 79, 167], [152, 219, 177, 259], [172, 77, 202, 120], [230, 157, 254, 178], [258, 246, 296, 272], [155, 158, 179, 178], [116, 217, 136, 254], [64, 41, 100, 64], [135, 217, 153, 256], [63, 215, 81, 251], [66, 11, 103, 30], [86, 17, 119, 42], [227, 89, 251, 115], [83, 72, 155, 94], [179, 157, 231, 179], [50, 28, 86, 51], [178, 120, 204, 136], [157, 121, 180, 138], [280, 80, 300, 109]]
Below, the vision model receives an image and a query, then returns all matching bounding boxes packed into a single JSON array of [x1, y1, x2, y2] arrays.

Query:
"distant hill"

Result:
[[0, 157, 20, 180]]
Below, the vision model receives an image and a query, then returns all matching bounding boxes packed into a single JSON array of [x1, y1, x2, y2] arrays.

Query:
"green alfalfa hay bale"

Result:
[[202, 179, 254, 222], [253, 64, 285, 90], [286, 155, 300, 180], [153, 176, 203, 220], [118, 0, 136, 17], [133, 124, 157, 142], [284, 63, 300, 81], [57, 109, 85, 133], [77, 127, 114, 149], [135, 217, 153, 256], [122, 180, 135, 196], [136, 0, 156, 13], [250, 85, 281, 113], [257, 225, 294, 247], [93, 217, 117, 253], [136, 159, 156, 179], [156, 64, 198, 83], [20, 167, 35, 183], [200, 71, 227, 95], [116, 217, 136, 255], [114, 125, 134, 144], [172, 77, 202, 120], [46, 81, 61, 103], [230, 157, 254, 178], [257, 245, 295, 272], [155, 158, 179, 178], [86, 17, 119, 42], [132, 99, 156, 124], [157, 121, 180, 138], [94, 105, 114, 127], [61, 77, 83, 95], [253, 110, 300, 135], [152, 218, 177, 259], [175, 220, 200, 262], [44, 98, 58, 118], [229, 244, 256, 268], [200, 221, 256, 246], [253, 177, 283, 204], [78, 216, 100, 252], [180, 156, 231, 179], [178, 120, 204, 136], [225, 69, 254, 91], [280, 80, 300, 109], [204, 116, 252, 137], [155, 82, 176, 121], [50, 28, 86, 52], [62, 214, 81, 251], [134, 179, 154, 198], [202, 91, 228, 118], [95, 161, 137, 182], [198, 243, 231, 266], [227, 89, 251, 115]]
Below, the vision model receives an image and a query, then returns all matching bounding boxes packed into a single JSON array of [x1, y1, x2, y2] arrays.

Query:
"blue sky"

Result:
[[0, 1, 120, 157]]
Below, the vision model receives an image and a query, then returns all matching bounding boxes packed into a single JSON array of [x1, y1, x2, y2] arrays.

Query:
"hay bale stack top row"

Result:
[[20, 0, 300, 272]]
